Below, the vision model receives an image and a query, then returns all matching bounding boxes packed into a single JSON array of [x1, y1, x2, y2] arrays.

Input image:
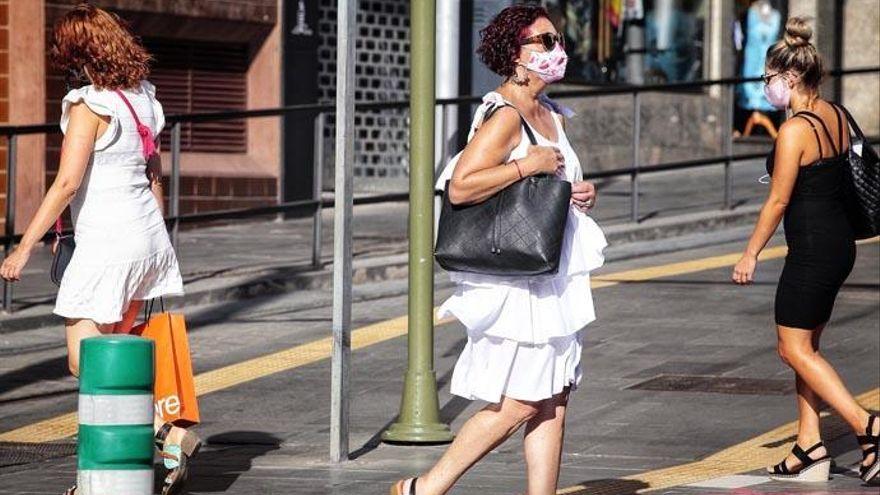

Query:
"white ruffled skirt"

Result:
[[438, 209, 607, 403], [54, 217, 184, 325]]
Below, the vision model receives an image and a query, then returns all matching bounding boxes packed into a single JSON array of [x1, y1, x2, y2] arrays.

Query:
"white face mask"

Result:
[[521, 43, 568, 83]]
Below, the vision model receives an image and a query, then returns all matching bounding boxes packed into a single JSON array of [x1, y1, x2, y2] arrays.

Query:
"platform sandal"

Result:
[[857, 413, 880, 483], [390, 477, 417, 495], [155, 422, 203, 495], [767, 441, 831, 482]]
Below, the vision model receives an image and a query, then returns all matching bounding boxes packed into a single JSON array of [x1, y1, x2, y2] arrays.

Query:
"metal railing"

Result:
[[0, 66, 877, 313]]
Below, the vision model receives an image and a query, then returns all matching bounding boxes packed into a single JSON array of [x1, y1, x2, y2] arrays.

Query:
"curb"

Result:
[[0, 206, 761, 333]]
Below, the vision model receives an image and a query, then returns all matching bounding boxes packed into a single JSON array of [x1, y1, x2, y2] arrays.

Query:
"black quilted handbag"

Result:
[[50, 218, 75, 287], [838, 105, 879, 240], [435, 110, 572, 276]]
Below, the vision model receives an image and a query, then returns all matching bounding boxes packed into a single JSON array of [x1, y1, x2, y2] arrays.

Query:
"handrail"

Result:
[[1, 67, 878, 313], [1, 66, 877, 135]]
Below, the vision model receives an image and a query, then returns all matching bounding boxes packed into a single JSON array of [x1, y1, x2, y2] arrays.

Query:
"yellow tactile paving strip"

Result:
[[558, 388, 880, 494], [0, 238, 876, 491]]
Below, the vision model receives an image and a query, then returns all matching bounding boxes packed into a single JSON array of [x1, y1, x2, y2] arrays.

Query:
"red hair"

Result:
[[50, 3, 151, 90], [477, 5, 550, 77]]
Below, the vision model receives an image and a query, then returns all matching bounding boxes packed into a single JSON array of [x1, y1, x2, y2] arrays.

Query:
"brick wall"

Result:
[[162, 176, 277, 215], [0, 0, 9, 226], [43, 1, 280, 216]]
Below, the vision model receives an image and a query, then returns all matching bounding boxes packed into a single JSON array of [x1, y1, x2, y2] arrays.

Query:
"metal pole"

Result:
[[382, 0, 453, 445], [170, 123, 181, 249], [312, 112, 325, 268], [723, 83, 734, 210], [3, 135, 17, 313], [330, 0, 356, 463], [630, 92, 641, 223]]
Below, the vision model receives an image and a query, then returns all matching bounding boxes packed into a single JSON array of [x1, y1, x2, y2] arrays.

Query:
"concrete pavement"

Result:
[[0, 235, 877, 494]]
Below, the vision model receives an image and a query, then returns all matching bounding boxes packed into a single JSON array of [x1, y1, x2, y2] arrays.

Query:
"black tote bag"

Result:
[[837, 104, 879, 240], [434, 107, 572, 276]]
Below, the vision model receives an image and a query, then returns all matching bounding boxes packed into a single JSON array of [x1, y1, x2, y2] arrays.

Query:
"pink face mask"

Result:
[[764, 75, 791, 109], [522, 43, 568, 83]]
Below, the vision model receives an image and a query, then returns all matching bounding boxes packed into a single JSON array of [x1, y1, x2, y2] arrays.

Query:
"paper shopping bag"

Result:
[[131, 312, 200, 427]]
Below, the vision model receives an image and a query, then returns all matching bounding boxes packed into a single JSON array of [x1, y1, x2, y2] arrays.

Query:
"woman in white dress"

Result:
[[392, 6, 606, 495], [0, 5, 198, 494]]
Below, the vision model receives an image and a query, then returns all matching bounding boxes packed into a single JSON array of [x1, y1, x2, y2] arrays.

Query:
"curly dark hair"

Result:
[[477, 5, 550, 78]]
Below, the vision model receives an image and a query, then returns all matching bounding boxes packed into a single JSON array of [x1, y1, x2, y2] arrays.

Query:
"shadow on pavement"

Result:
[[180, 431, 282, 493], [561, 478, 649, 495]]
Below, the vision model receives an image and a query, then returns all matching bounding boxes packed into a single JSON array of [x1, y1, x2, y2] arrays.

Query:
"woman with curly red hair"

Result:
[[0, 4, 198, 494], [392, 5, 606, 495]]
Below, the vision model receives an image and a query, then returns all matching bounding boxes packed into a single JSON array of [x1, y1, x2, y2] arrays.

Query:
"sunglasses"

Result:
[[761, 72, 781, 84], [520, 32, 565, 51]]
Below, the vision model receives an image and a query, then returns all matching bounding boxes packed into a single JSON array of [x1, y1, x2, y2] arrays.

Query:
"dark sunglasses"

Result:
[[520, 32, 565, 51], [761, 72, 780, 84]]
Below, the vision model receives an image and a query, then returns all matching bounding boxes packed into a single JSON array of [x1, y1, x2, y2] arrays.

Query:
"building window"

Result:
[[145, 39, 248, 153]]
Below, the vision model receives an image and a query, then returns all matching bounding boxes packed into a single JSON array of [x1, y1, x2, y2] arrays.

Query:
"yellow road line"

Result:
[[558, 388, 880, 494], [1, 238, 875, 445]]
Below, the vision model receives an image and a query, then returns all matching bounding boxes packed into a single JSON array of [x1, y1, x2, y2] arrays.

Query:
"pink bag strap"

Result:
[[55, 217, 63, 236], [114, 89, 157, 161]]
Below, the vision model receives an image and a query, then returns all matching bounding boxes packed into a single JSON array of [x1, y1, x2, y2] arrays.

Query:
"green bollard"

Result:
[[78, 335, 154, 495]]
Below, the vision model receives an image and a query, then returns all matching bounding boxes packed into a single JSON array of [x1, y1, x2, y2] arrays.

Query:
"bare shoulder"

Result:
[[66, 101, 109, 126], [476, 105, 522, 141], [776, 116, 810, 144]]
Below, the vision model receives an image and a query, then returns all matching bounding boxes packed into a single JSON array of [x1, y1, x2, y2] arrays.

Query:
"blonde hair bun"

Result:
[[784, 16, 813, 48]]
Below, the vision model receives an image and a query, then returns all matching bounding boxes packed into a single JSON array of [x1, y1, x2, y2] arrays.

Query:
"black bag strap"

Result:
[[483, 102, 539, 146], [835, 103, 867, 144], [143, 297, 166, 321], [794, 110, 838, 156]]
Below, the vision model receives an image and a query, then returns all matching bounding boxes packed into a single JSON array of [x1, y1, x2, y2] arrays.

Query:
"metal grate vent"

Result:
[[0, 441, 76, 468], [317, 0, 411, 189], [627, 374, 795, 396]]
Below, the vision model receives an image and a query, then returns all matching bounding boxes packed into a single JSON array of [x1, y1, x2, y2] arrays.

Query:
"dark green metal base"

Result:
[[381, 369, 454, 443]]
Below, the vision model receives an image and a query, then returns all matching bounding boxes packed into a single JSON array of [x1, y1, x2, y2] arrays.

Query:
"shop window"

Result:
[[145, 39, 248, 153], [546, 0, 709, 84]]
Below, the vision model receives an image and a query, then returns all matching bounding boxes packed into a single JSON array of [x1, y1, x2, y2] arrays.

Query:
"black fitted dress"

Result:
[[766, 106, 856, 330]]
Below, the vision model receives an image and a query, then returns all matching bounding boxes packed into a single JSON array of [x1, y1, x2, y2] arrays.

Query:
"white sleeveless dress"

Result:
[[53, 81, 184, 325], [437, 92, 607, 403]]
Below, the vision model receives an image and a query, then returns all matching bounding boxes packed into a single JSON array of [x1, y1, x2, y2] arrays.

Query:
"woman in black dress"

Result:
[[732, 17, 878, 484]]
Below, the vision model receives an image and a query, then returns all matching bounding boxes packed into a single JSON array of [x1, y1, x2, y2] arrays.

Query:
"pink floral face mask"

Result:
[[522, 43, 568, 84], [763, 74, 792, 109]]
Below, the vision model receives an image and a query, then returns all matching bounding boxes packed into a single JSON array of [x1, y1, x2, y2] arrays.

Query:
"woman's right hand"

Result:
[[522, 145, 564, 176], [0, 246, 32, 282]]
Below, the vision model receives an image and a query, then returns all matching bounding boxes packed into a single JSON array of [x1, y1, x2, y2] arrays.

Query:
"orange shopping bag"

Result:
[[129, 301, 200, 427]]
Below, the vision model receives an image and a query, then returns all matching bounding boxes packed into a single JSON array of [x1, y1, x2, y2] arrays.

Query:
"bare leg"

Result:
[[415, 396, 540, 495], [777, 325, 873, 465], [523, 388, 570, 495], [774, 325, 827, 471], [65, 319, 114, 377]]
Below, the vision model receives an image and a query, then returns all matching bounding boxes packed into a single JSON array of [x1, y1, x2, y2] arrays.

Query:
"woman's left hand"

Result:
[[0, 246, 32, 282], [571, 180, 597, 212], [732, 254, 757, 285]]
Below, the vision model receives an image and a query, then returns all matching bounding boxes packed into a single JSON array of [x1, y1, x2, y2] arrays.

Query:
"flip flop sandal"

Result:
[[390, 477, 417, 495]]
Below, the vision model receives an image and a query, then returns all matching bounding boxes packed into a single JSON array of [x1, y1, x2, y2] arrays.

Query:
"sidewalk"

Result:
[[1, 159, 771, 332], [0, 237, 877, 494]]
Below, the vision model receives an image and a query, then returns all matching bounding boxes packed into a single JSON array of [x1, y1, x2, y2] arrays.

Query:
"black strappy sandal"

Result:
[[155, 422, 203, 495], [390, 477, 417, 495], [62, 484, 76, 495], [857, 414, 880, 483], [768, 441, 831, 482]]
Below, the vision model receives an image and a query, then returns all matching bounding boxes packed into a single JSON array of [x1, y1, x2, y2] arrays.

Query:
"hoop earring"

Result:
[[511, 66, 529, 86]]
